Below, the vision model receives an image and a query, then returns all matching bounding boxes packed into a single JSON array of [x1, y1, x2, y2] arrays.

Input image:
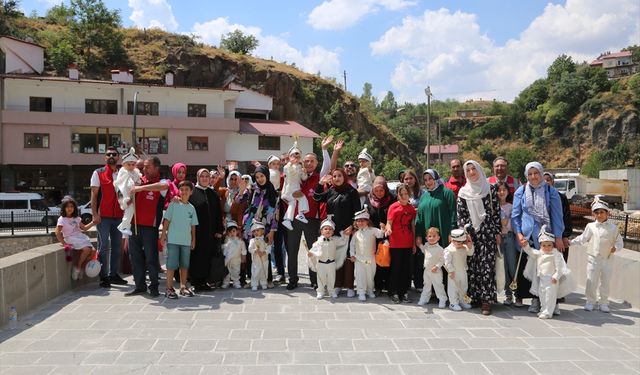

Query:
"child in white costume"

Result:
[[308, 216, 350, 299], [222, 220, 247, 289], [357, 148, 375, 205], [281, 141, 309, 230], [113, 147, 142, 236], [248, 220, 271, 291], [418, 227, 448, 308], [444, 228, 474, 311], [570, 196, 623, 313], [351, 206, 385, 301], [267, 155, 282, 190]]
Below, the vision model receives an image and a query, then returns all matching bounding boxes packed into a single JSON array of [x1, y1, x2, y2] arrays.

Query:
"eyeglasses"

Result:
[[344, 164, 356, 168], [106, 152, 118, 157]]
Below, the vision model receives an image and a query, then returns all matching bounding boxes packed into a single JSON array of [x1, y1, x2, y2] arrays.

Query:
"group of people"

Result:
[[53, 139, 623, 318]]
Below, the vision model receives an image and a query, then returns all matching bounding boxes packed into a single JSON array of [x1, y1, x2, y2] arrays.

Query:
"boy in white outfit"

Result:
[[281, 141, 309, 230], [308, 216, 350, 299], [522, 225, 571, 319], [113, 147, 141, 236], [248, 220, 271, 291], [570, 196, 623, 313], [267, 155, 282, 190], [357, 148, 374, 205], [444, 228, 474, 311], [222, 220, 247, 289], [418, 227, 448, 308], [350, 206, 385, 301]]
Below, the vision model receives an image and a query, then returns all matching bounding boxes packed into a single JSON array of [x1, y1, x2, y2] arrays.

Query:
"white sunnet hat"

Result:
[[250, 219, 266, 233], [267, 155, 281, 165], [320, 215, 336, 230], [538, 224, 556, 244], [358, 148, 372, 163], [450, 228, 467, 242], [591, 194, 610, 212], [226, 220, 239, 230], [121, 147, 138, 164], [354, 205, 370, 221]]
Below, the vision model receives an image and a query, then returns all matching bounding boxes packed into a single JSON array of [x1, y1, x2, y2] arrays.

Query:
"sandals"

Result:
[[165, 288, 178, 299], [481, 302, 492, 316], [180, 287, 195, 297]]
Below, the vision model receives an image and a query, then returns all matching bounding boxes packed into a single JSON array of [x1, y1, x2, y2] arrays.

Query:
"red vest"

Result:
[[488, 175, 518, 197], [95, 165, 124, 219], [133, 176, 162, 227]]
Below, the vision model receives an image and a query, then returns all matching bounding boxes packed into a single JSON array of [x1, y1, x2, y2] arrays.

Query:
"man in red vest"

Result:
[[444, 159, 466, 199], [90, 146, 128, 288], [487, 156, 521, 202]]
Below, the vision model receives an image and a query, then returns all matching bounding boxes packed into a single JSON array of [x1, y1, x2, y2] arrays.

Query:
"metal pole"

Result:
[[623, 214, 629, 240], [425, 86, 432, 168], [132, 91, 139, 151]]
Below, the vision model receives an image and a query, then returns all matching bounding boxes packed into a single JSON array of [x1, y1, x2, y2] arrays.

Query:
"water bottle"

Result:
[[8, 306, 18, 329]]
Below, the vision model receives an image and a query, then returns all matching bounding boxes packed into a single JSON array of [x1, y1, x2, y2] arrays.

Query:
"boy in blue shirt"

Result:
[[161, 180, 199, 298]]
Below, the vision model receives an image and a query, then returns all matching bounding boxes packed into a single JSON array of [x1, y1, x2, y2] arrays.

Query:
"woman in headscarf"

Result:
[[511, 161, 565, 312], [457, 160, 501, 315], [165, 162, 187, 210], [215, 170, 247, 226], [314, 168, 361, 297], [364, 176, 396, 295], [189, 168, 225, 292], [237, 165, 278, 287]]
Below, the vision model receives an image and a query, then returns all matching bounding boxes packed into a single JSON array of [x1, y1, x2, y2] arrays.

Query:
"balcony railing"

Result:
[[4, 105, 233, 119]]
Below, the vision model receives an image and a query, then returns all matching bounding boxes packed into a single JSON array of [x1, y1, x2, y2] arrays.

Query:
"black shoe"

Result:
[[99, 278, 111, 288], [149, 289, 160, 297], [286, 282, 298, 290], [124, 288, 146, 296], [391, 294, 401, 304], [109, 275, 128, 285], [402, 294, 413, 304], [557, 297, 565, 303]]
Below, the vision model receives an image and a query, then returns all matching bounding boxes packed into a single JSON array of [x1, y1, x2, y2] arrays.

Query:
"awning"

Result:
[[239, 119, 320, 138]]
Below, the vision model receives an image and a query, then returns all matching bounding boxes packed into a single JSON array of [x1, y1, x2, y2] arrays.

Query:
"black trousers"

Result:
[[411, 250, 424, 289], [273, 221, 288, 277], [390, 248, 412, 296], [286, 217, 320, 286]]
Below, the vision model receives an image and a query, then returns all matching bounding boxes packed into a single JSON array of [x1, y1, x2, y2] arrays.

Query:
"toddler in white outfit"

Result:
[[248, 220, 271, 290], [222, 220, 247, 289], [308, 216, 350, 299], [418, 227, 448, 308], [113, 147, 141, 236], [281, 141, 308, 230], [444, 228, 474, 311], [357, 148, 374, 205], [351, 206, 384, 301]]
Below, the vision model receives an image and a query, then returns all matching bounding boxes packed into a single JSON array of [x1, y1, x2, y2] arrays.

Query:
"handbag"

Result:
[[375, 240, 391, 267]]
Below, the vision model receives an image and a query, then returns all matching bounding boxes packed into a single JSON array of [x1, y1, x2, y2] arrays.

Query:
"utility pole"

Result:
[[343, 70, 347, 91], [425, 86, 432, 168]]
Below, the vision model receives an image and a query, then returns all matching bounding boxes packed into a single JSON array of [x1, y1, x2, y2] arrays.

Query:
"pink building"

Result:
[[0, 37, 318, 203]]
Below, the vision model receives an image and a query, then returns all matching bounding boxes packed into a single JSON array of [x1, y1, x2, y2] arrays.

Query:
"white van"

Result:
[[0, 192, 57, 225]]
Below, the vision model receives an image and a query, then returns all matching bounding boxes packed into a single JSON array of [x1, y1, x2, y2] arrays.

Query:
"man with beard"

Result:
[[444, 159, 466, 200], [488, 156, 520, 201], [90, 146, 128, 288]]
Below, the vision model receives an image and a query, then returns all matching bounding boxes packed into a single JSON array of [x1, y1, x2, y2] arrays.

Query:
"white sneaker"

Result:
[[367, 292, 376, 299], [346, 289, 356, 298], [553, 305, 561, 316], [233, 282, 241, 289], [450, 304, 462, 311], [221, 283, 229, 289], [503, 295, 513, 306], [538, 313, 550, 319], [295, 214, 308, 224], [358, 294, 366, 302], [528, 299, 541, 313], [252, 286, 258, 291], [461, 303, 472, 309], [316, 293, 324, 300], [418, 297, 428, 306], [282, 220, 293, 231], [119, 228, 132, 236], [331, 292, 338, 299], [71, 267, 80, 281], [438, 299, 447, 309], [599, 304, 610, 313], [334, 288, 342, 296], [584, 303, 594, 311]]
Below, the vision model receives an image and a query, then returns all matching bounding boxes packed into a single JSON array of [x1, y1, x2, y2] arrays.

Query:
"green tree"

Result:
[[0, 0, 23, 35], [220, 29, 259, 55], [379, 91, 398, 114], [515, 79, 548, 111], [547, 54, 576, 83], [359, 82, 378, 117], [380, 156, 406, 181], [45, 3, 74, 25], [49, 39, 77, 74], [506, 148, 537, 183], [576, 64, 611, 96], [622, 45, 640, 63]]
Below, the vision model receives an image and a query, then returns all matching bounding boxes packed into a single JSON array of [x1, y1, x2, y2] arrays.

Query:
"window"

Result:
[[3, 200, 28, 209], [29, 97, 52, 112], [258, 136, 280, 151], [188, 103, 206, 117], [24, 133, 50, 148], [85, 99, 118, 114], [187, 136, 208, 151], [127, 101, 159, 116]]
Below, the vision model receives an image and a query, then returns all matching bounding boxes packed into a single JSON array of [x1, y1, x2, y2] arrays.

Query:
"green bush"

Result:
[[506, 148, 537, 183]]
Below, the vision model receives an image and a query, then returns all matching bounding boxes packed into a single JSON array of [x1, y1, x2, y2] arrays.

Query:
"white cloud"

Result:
[[371, 0, 640, 103], [308, 0, 416, 30], [191, 17, 341, 77], [128, 0, 179, 32]]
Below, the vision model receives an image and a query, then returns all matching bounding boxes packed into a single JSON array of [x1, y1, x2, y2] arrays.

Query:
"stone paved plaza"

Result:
[[1, 259, 639, 375]]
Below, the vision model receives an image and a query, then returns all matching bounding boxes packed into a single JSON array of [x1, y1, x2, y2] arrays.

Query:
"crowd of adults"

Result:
[[88, 138, 572, 315]]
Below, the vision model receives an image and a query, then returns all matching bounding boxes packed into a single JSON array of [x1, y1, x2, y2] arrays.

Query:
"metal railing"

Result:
[[570, 205, 640, 240], [5, 105, 233, 119], [0, 211, 57, 235]]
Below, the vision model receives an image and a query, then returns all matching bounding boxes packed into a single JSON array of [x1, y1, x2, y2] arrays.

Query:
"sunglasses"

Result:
[[106, 152, 118, 157], [344, 164, 356, 168]]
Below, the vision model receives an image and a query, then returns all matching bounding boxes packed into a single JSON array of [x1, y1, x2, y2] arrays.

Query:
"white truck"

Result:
[[553, 173, 628, 209]]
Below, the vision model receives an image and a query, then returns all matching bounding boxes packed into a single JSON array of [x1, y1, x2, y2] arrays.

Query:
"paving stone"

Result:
[[319, 339, 354, 351], [116, 352, 162, 365], [255, 351, 293, 365], [0, 366, 56, 375], [493, 348, 538, 362], [340, 351, 389, 365], [294, 352, 340, 364], [182, 339, 217, 352], [325, 364, 368, 375], [530, 348, 595, 361], [1, 352, 45, 366], [279, 364, 327, 375], [238, 365, 278, 375], [385, 350, 421, 364], [573, 360, 640, 374], [449, 363, 492, 375], [286, 339, 321, 352], [215, 339, 251, 352], [83, 352, 121, 365], [483, 362, 537, 375], [402, 363, 454, 375], [120, 338, 157, 351], [365, 364, 404, 375], [352, 338, 395, 351], [454, 348, 501, 362], [529, 361, 587, 374], [143, 365, 202, 375], [414, 350, 462, 364]]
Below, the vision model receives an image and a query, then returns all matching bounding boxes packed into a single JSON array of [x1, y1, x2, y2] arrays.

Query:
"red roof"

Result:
[[590, 51, 632, 65], [239, 119, 320, 138], [424, 144, 459, 154]]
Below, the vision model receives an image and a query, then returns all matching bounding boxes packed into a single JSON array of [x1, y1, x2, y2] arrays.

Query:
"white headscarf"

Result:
[[225, 171, 242, 214], [458, 160, 491, 231], [524, 161, 550, 227]]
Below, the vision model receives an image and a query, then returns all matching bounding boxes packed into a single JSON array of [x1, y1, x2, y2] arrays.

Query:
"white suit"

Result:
[[223, 238, 247, 286], [570, 221, 623, 305], [281, 162, 308, 222], [113, 167, 142, 235], [357, 167, 374, 205], [248, 237, 270, 289], [353, 227, 384, 296], [420, 243, 448, 302], [444, 243, 474, 305], [522, 245, 570, 317], [309, 234, 348, 296]]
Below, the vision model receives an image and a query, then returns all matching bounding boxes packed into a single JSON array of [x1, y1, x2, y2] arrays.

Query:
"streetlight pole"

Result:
[[425, 86, 432, 168], [132, 91, 139, 152]]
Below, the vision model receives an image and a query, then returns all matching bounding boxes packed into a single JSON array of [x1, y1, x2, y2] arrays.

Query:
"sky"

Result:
[[21, 0, 640, 104]]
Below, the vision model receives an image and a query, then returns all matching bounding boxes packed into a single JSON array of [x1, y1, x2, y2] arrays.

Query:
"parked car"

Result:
[[78, 202, 93, 224], [0, 192, 57, 225]]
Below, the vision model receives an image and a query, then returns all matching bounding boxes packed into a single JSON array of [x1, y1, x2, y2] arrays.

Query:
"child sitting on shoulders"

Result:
[[570, 196, 622, 313], [357, 148, 374, 205], [281, 141, 308, 230], [248, 220, 271, 291], [222, 220, 247, 289], [114, 147, 142, 236], [444, 228, 474, 311], [55, 197, 97, 280], [308, 215, 350, 299], [350, 206, 385, 301], [418, 227, 448, 308], [522, 225, 573, 319]]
